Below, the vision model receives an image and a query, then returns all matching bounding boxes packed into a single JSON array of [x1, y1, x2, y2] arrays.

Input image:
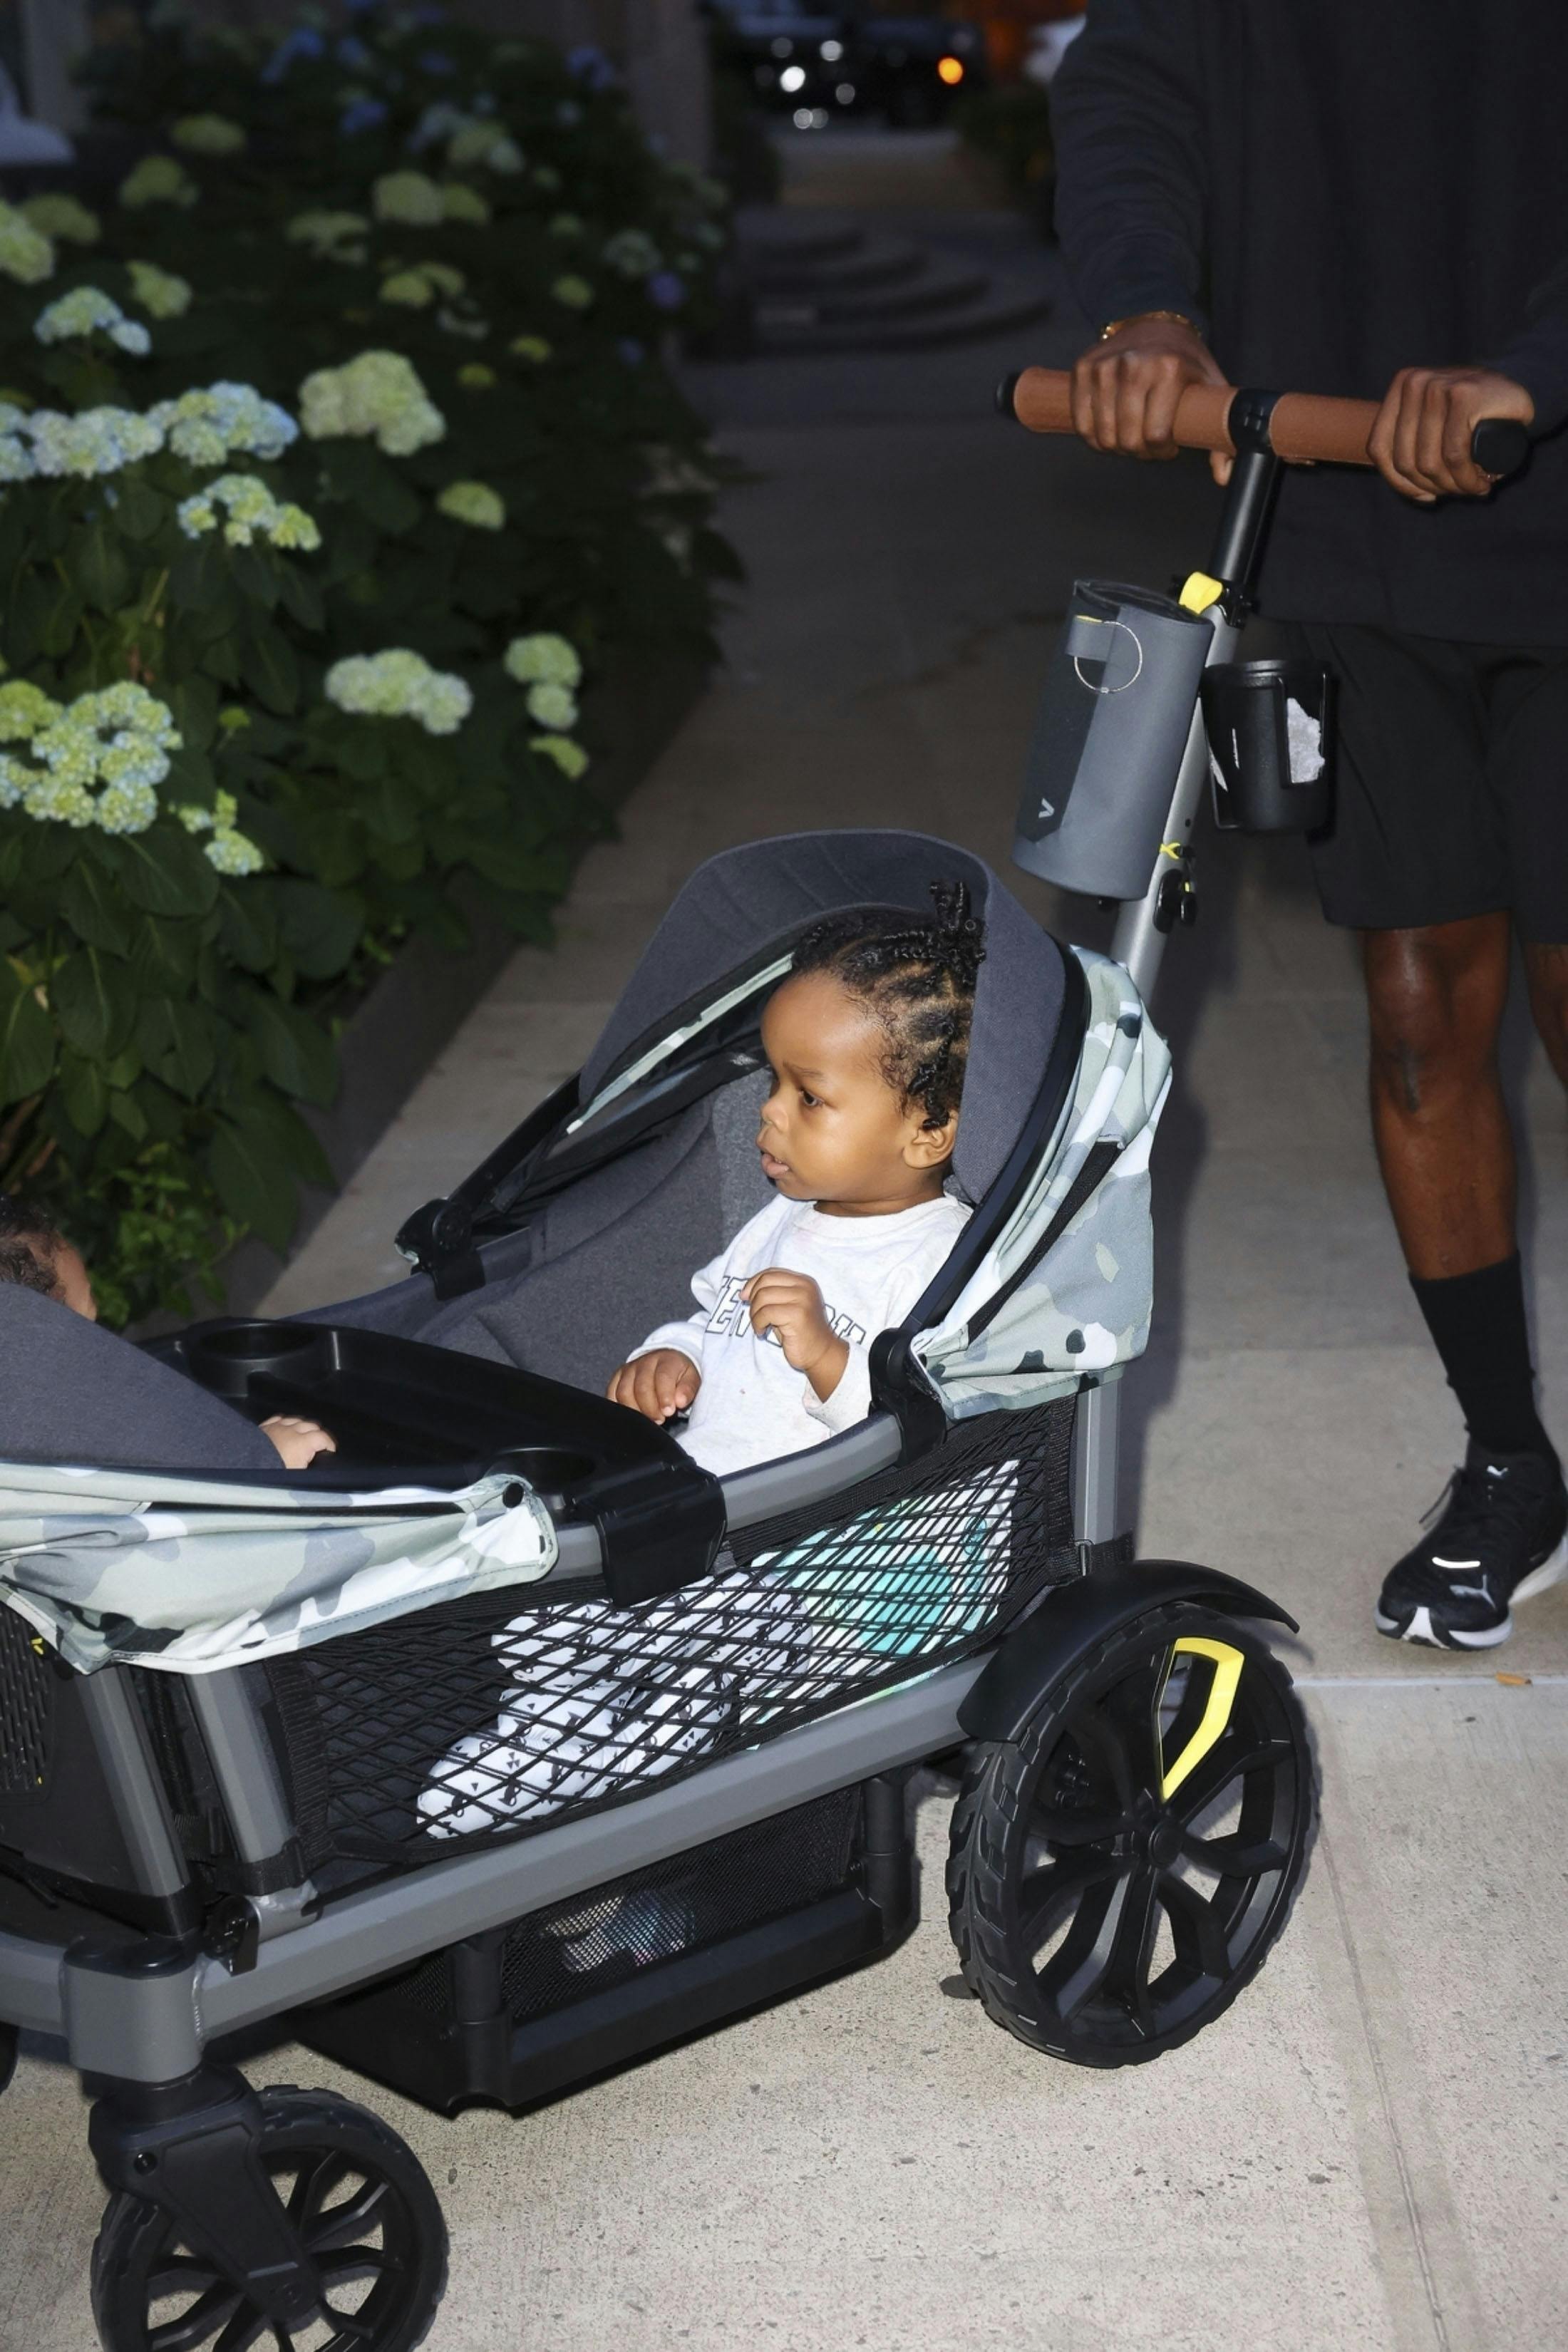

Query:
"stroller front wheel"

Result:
[[945, 1601, 1314, 2066], [90, 2085, 448, 2352]]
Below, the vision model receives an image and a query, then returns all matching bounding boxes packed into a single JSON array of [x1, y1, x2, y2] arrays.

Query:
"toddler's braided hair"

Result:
[[790, 880, 985, 1130], [0, 1194, 65, 1297]]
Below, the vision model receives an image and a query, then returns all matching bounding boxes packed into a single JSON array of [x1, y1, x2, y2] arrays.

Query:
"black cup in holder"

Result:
[[488, 1445, 597, 1505], [1202, 659, 1336, 835]]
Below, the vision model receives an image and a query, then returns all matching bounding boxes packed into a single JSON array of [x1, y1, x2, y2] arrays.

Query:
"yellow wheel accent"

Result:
[[1159, 1636, 1245, 1799], [1178, 569, 1225, 615]]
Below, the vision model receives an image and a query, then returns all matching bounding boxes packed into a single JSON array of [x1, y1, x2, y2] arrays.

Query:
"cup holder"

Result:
[[488, 1445, 596, 1502], [184, 1320, 329, 1398]]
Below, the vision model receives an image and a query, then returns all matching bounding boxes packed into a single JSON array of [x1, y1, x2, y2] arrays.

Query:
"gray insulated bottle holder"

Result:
[[1013, 581, 1214, 901]]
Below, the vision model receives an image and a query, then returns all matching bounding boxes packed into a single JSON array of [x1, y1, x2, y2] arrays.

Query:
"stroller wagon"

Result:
[[0, 827, 1314, 2350]]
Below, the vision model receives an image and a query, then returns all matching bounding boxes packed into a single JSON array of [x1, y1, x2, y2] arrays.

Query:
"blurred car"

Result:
[[707, 1, 986, 128]]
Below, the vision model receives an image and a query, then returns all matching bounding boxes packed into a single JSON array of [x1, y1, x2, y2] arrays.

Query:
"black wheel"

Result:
[[90, 2087, 448, 2352], [947, 1604, 1314, 2065], [0, 2019, 16, 2097]]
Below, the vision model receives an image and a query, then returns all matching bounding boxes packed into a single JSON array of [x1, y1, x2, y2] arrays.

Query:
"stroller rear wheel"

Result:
[[0, 2019, 15, 2098], [946, 1602, 1314, 2065], [90, 2085, 448, 2352]]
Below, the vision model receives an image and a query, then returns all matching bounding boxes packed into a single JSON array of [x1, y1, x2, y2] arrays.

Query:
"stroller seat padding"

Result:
[[0, 1286, 279, 1474]]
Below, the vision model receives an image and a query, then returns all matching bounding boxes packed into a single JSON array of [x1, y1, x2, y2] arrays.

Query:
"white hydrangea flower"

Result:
[[171, 113, 247, 156], [147, 383, 298, 467], [372, 170, 447, 226], [298, 350, 446, 456], [0, 682, 61, 741], [505, 633, 582, 689], [448, 120, 523, 172], [99, 732, 172, 792], [510, 335, 552, 363], [0, 431, 33, 483], [531, 733, 589, 780], [437, 480, 505, 529], [33, 718, 103, 786], [408, 102, 470, 153], [325, 649, 473, 736], [96, 778, 160, 834], [26, 406, 164, 479], [379, 270, 435, 309], [526, 681, 577, 731], [37, 289, 149, 349], [0, 202, 55, 284], [442, 183, 490, 225], [0, 751, 27, 807], [119, 156, 197, 210], [284, 210, 371, 264], [175, 471, 322, 551], [21, 195, 99, 246], [23, 773, 96, 827], [602, 228, 661, 279], [551, 275, 594, 310], [205, 825, 266, 876], [127, 260, 192, 319]]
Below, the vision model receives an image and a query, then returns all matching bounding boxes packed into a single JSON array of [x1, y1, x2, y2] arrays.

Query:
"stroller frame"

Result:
[[1, 430, 1311, 2352]]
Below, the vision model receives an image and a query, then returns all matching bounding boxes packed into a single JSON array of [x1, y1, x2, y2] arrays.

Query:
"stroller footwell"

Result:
[[292, 1773, 917, 2113]]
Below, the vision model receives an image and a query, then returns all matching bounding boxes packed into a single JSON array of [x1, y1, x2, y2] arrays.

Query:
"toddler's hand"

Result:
[[262, 1415, 337, 1470], [741, 1268, 849, 1401], [607, 1348, 701, 1423]]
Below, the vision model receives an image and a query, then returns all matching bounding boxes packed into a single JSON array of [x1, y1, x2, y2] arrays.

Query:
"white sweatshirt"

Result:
[[631, 1192, 971, 1478]]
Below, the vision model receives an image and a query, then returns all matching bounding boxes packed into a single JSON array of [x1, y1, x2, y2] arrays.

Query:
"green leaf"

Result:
[[207, 1113, 295, 1249], [59, 862, 133, 956], [199, 631, 243, 685], [271, 878, 363, 979], [59, 1051, 108, 1138], [238, 614, 299, 715], [167, 675, 220, 752], [108, 1087, 146, 1140], [128, 915, 199, 994], [163, 743, 216, 805], [135, 996, 216, 1100], [246, 993, 338, 1108], [113, 477, 167, 542], [78, 519, 133, 614], [0, 964, 56, 1103], [113, 828, 220, 919], [217, 887, 278, 974], [277, 562, 324, 633], [53, 947, 132, 1058]]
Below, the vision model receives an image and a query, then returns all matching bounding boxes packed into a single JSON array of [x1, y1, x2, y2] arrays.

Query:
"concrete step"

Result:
[[757, 259, 989, 332], [755, 280, 1052, 356], [733, 211, 864, 271], [744, 233, 927, 296]]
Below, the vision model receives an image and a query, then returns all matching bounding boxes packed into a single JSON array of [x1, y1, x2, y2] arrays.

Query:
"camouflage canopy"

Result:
[[0, 1467, 556, 1673]]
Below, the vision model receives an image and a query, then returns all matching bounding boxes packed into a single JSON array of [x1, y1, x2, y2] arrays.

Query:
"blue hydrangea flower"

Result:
[[418, 50, 457, 75], [260, 26, 326, 84], [617, 338, 645, 367], [567, 46, 618, 90], [647, 272, 686, 312], [341, 97, 390, 136]]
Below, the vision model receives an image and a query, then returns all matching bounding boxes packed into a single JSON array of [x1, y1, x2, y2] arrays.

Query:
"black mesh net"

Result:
[[262, 1401, 1075, 1890], [0, 1606, 51, 1800]]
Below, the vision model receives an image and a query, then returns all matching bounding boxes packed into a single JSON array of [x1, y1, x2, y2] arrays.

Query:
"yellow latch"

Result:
[[1179, 571, 1225, 616]]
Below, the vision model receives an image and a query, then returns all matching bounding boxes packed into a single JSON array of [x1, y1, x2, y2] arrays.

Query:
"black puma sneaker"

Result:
[[1375, 1444, 1568, 1650]]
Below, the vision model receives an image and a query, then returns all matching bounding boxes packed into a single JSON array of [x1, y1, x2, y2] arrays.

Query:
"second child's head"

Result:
[[758, 881, 985, 1217], [0, 1195, 96, 1319]]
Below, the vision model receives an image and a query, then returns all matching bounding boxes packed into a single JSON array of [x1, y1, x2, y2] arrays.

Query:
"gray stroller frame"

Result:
[[0, 428, 1326, 2351]]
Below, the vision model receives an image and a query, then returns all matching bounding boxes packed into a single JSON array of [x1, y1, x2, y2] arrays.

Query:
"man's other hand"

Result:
[[1070, 316, 1229, 476], [1368, 367, 1534, 502]]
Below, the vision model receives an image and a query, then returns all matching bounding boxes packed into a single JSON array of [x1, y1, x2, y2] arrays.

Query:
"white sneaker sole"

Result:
[[1375, 1532, 1568, 1651]]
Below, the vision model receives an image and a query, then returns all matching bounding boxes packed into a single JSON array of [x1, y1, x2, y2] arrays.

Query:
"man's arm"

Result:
[[1052, 0, 1208, 342], [1051, 0, 1227, 465]]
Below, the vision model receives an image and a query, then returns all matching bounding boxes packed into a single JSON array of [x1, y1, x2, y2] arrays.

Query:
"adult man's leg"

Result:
[[1364, 917, 1568, 1646]]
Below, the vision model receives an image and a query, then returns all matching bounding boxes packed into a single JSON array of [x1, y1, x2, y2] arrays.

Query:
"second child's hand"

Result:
[[741, 1267, 850, 1402]]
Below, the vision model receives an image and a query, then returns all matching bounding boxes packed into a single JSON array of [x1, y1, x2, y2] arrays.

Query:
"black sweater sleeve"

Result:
[[1494, 252, 1568, 435], [1050, 0, 1210, 339]]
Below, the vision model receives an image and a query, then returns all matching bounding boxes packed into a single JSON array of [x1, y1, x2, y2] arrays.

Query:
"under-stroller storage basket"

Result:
[[259, 1397, 1077, 1892], [292, 1783, 901, 2112]]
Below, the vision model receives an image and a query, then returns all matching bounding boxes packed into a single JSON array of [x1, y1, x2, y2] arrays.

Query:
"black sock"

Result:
[[1409, 1253, 1557, 1467]]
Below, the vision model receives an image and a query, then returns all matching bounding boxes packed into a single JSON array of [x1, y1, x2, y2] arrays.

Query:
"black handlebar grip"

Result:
[[1470, 418, 1530, 478]]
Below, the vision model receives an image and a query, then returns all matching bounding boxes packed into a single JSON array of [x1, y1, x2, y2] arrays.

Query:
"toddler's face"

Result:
[[758, 971, 956, 1216]]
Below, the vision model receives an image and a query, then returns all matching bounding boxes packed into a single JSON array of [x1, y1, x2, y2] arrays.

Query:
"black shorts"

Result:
[[1287, 623, 1568, 942]]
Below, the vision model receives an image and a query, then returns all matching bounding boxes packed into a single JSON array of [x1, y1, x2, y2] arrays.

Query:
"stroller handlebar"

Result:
[[1001, 368, 1531, 478]]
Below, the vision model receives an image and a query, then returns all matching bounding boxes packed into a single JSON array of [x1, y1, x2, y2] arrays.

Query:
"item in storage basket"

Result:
[[1201, 658, 1335, 833]]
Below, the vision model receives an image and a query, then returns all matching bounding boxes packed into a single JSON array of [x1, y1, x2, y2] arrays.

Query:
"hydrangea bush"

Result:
[[0, 2, 738, 1321]]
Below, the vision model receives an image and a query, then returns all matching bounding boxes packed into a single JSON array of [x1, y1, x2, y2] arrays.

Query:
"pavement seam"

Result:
[[1305, 1701, 1494, 2352]]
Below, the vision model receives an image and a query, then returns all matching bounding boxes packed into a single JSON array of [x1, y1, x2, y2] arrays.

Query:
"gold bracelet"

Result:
[[1100, 309, 1199, 341]]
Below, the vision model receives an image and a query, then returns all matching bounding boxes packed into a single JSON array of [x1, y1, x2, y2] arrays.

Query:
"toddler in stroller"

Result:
[[0, 830, 1314, 2352]]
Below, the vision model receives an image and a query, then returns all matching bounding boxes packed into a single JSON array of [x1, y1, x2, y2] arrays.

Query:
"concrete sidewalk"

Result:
[[6, 134, 1566, 2352]]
